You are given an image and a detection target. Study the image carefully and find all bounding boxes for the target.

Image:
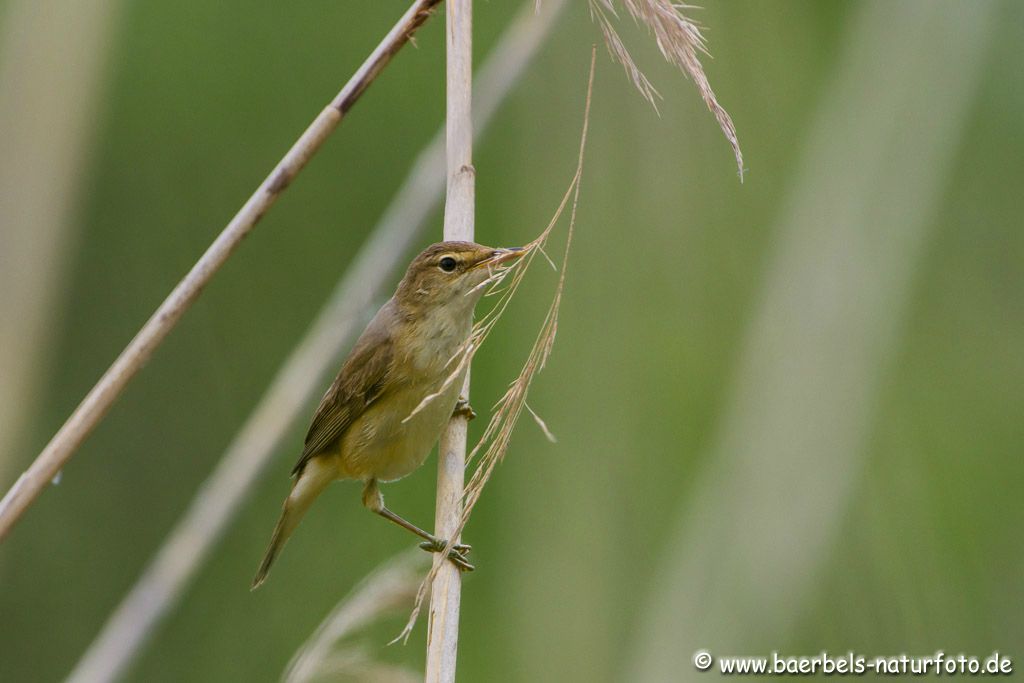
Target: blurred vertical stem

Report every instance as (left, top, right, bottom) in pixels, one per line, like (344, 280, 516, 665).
(0, 0, 119, 506)
(626, 2, 997, 680)
(426, 1, 473, 681)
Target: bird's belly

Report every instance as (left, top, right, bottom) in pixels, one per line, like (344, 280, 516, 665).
(338, 373, 463, 483)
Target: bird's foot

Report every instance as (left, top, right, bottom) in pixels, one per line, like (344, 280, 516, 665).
(452, 398, 476, 421)
(419, 538, 475, 572)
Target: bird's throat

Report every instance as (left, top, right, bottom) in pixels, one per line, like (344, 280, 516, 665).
(403, 308, 474, 379)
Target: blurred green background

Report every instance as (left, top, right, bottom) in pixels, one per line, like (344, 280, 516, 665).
(1, 1, 1021, 681)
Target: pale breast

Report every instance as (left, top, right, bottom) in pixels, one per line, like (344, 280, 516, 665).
(406, 311, 472, 376)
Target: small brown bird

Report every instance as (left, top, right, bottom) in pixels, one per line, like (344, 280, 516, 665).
(252, 241, 523, 589)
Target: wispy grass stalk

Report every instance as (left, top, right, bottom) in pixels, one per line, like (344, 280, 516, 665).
(586, 0, 743, 178)
(399, 46, 596, 642)
(284, 551, 427, 683)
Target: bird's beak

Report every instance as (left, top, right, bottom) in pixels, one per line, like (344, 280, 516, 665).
(474, 247, 525, 269)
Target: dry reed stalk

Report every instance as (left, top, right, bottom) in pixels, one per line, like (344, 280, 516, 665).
(0, 0, 443, 542)
(400, 46, 596, 644)
(65, 3, 566, 682)
(425, 1, 474, 681)
(586, 0, 743, 179)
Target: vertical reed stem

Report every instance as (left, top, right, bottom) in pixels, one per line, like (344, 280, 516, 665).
(426, 1, 472, 680)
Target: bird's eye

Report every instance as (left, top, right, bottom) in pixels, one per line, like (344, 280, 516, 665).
(439, 256, 457, 272)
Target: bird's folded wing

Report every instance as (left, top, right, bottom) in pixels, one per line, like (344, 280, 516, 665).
(291, 308, 396, 475)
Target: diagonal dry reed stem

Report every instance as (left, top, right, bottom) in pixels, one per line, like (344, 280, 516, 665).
(0, 0, 443, 542)
(64, 3, 567, 681)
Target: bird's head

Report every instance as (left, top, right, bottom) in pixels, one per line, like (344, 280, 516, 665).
(395, 241, 524, 315)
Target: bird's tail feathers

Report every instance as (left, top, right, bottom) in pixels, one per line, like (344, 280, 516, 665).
(251, 458, 333, 590)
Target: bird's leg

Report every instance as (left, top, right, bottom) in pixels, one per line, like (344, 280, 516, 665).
(452, 396, 476, 421)
(361, 480, 474, 571)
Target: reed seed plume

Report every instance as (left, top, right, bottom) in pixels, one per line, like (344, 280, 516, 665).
(586, 0, 744, 179)
(396, 48, 596, 643)
(284, 551, 427, 683)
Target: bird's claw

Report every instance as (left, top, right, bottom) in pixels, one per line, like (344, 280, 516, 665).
(452, 398, 476, 421)
(419, 539, 475, 572)
(418, 538, 471, 555)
